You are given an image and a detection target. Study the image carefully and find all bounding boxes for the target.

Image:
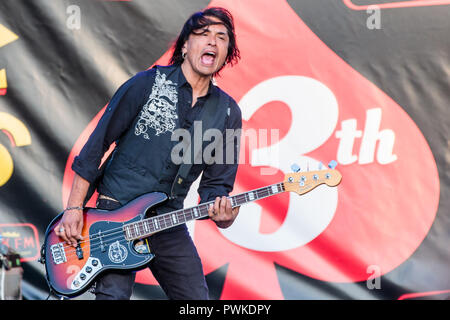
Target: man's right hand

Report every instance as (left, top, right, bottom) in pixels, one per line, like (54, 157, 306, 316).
(56, 173, 90, 247)
(54, 208, 84, 247)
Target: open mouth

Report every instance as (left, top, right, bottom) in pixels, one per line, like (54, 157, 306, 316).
(201, 51, 216, 66)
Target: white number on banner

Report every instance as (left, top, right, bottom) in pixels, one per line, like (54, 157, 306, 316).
(219, 76, 339, 252)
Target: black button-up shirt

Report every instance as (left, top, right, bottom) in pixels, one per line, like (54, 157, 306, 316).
(72, 64, 242, 205)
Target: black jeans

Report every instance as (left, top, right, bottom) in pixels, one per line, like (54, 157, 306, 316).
(94, 198, 209, 300)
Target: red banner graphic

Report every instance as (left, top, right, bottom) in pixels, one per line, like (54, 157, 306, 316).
(62, 0, 443, 299)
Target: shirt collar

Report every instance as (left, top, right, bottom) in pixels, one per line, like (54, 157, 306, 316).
(176, 64, 214, 98)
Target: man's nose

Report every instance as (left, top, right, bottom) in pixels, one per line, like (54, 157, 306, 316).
(208, 34, 217, 46)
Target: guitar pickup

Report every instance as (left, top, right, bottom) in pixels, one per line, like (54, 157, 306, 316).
(97, 230, 106, 252)
(76, 242, 84, 260)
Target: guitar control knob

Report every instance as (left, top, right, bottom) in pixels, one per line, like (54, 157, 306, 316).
(85, 266, 92, 273)
(80, 273, 86, 280)
(91, 259, 98, 266)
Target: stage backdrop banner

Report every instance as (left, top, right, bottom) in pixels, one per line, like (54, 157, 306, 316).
(0, 0, 448, 300)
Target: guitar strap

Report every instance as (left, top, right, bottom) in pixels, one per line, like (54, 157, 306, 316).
(170, 87, 229, 199)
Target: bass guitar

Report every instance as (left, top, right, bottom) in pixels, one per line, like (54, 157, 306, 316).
(40, 161, 342, 298)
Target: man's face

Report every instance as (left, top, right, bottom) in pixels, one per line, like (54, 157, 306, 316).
(182, 16, 230, 77)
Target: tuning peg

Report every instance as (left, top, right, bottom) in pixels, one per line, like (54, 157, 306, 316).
(328, 160, 338, 169)
(318, 162, 324, 170)
(291, 163, 301, 172)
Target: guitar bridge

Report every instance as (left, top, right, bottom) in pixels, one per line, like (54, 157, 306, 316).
(50, 243, 67, 265)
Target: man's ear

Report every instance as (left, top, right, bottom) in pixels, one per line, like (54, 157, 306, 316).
(181, 43, 187, 59)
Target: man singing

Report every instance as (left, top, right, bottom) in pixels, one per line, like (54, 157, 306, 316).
(55, 7, 242, 300)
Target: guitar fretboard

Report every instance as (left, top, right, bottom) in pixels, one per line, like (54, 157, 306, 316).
(123, 182, 285, 240)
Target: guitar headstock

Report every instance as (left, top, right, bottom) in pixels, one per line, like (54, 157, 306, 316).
(283, 161, 342, 195)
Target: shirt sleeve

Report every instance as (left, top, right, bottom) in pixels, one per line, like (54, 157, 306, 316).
(71, 70, 152, 184)
(198, 97, 242, 203)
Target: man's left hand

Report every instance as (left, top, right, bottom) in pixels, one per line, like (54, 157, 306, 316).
(208, 196, 240, 228)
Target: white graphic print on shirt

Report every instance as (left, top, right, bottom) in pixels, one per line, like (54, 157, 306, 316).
(135, 70, 179, 139)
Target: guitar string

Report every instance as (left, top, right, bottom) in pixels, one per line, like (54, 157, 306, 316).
(62, 209, 208, 261)
(58, 199, 214, 249)
(60, 208, 208, 259)
(61, 194, 288, 262)
(59, 183, 283, 250)
(59, 200, 214, 250)
(58, 184, 285, 258)
(59, 234, 131, 263)
(59, 184, 284, 259)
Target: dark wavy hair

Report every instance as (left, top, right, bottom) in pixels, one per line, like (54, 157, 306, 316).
(169, 7, 240, 75)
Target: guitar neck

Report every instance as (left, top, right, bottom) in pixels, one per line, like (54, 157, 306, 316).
(123, 182, 285, 241)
